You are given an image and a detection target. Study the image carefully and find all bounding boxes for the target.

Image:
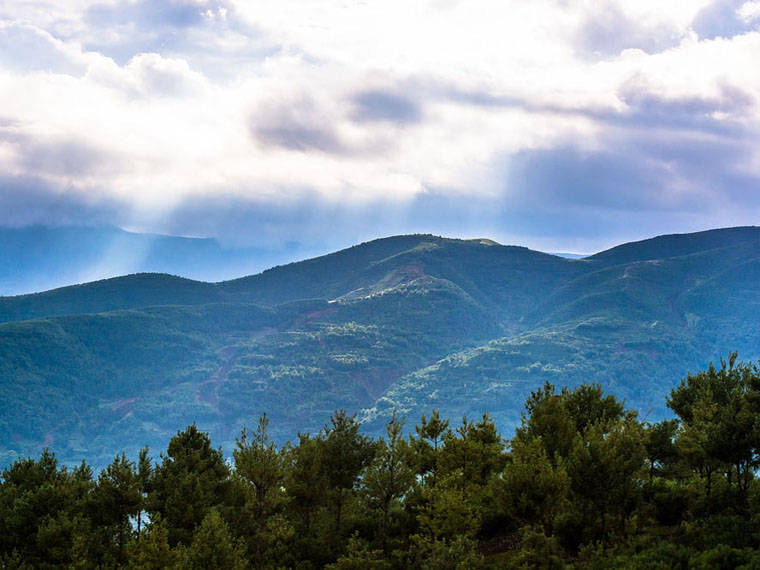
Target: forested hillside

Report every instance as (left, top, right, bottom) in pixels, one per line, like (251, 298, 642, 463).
(3, 357, 760, 568)
(1, 227, 760, 467)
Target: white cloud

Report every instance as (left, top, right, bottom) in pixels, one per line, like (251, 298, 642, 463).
(738, 1, 760, 23)
(0, 0, 759, 248)
(0, 21, 90, 75)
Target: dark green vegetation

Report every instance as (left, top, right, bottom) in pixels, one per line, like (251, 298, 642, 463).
(2, 227, 760, 468)
(5, 358, 760, 568)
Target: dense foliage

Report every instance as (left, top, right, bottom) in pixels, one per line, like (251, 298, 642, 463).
(3, 228, 760, 469)
(4, 355, 760, 568)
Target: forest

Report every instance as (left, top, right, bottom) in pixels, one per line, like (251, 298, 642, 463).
(3, 354, 760, 569)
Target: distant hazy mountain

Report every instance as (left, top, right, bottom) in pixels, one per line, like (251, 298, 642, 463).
(1, 227, 759, 468)
(0, 225, 312, 296)
(551, 252, 588, 259)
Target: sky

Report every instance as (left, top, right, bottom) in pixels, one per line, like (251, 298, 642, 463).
(1, 0, 760, 256)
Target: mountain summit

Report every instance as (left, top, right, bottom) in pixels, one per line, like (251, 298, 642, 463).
(1, 227, 759, 467)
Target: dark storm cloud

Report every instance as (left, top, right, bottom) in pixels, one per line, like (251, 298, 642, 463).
(351, 90, 422, 124)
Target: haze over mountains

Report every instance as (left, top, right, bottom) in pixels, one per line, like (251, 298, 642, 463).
(0, 226, 320, 296)
(1, 226, 759, 468)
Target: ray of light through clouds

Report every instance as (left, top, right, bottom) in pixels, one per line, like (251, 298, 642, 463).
(0, 0, 759, 256)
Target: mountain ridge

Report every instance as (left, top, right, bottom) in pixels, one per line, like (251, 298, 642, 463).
(1, 226, 759, 467)
(0, 225, 318, 297)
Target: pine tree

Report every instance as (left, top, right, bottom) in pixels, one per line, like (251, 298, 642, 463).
(362, 412, 415, 554)
(494, 438, 569, 529)
(92, 453, 141, 563)
(127, 514, 179, 570)
(321, 410, 375, 533)
(565, 416, 646, 542)
(181, 509, 247, 570)
(234, 414, 292, 566)
(413, 410, 450, 489)
(149, 425, 231, 546)
(136, 447, 153, 541)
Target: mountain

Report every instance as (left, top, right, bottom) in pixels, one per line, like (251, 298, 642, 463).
(1, 227, 759, 467)
(0, 225, 314, 296)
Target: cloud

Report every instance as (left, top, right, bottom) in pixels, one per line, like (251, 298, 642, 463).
(502, 123, 760, 225)
(575, 3, 684, 57)
(606, 81, 755, 137)
(19, 137, 119, 178)
(86, 0, 209, 30)
(738, 1, 760, 23)
(82, 0, 235, 63)
(0, 21, 88, 75)
(693, 0, 756, 39)
(124, 52, 208, 97)
(250, 94, 347, 154)
(0, 174, 126, 228)
(155, 186, 511, 253)
(351, 90, 422, 124)
(2, 0, 760, 256)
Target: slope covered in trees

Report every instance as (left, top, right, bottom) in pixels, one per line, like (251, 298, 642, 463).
(1, 227, 760, 467)
(4, 356, 760, 568)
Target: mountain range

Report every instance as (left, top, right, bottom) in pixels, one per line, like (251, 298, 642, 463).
(1, 226, 759, 468)
(0, 225, 317, 296)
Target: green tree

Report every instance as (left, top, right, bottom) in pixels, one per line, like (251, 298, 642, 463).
(136, 447, 153, 540)
(362, 412, 415, 554)
(234, 414, 292, 566)
(514, 383, 576, 464)
(561, 383, 624, 433)
(149, 425, 231, 546)
(321, 410, 375, 533)
(0, 449, 93, 567)
(127, 514, 179, 570)
(494, 438, 569, 530)
(284, 433, 328, 564)
(234, 414, 284, 521)
(643, 419, 679, 481)
(668, 354, 760, 514)
(324, 532, 390, 570)
(181, 509, 247, 570)
(413, 410, 450, 489)
(511, 525, 565, 570)
(565, 415, 646, 543)
(91, 452, 141, 563)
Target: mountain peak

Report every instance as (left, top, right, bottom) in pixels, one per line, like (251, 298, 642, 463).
(589, 226, 760, 266)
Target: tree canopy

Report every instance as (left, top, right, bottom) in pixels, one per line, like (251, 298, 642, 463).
(4, 356, 760, 568)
